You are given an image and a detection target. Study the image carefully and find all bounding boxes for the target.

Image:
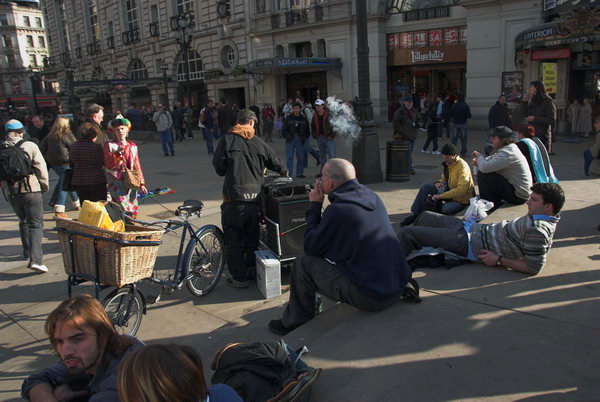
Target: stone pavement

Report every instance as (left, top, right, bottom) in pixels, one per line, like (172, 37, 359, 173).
(1, 126, 600, 401)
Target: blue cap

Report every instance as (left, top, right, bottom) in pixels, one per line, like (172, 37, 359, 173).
(5, 119, 24, 131)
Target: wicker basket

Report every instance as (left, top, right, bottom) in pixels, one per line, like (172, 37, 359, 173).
(55, 219, 163, 288)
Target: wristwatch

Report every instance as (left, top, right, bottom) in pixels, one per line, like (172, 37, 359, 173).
(496, 256, 503, 266)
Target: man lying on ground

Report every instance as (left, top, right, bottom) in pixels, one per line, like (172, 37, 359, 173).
(269, 158, 412, 335)
(22, 294, 143, 401)
(396, 183, 564, 275)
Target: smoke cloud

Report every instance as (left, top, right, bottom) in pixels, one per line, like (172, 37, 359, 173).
(325, 96, 362, 142)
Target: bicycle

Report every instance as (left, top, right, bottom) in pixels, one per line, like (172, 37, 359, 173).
(61, 199, 225, 336)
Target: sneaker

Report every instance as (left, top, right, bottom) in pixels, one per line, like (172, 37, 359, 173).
(421, 149, 430, 154)
(432, 151, 441, 155)
(268, 319, 298, 336)
(28, 263, 48, 273)
(54, 212, 70, 220)
(226, 277, 250, 288)
(170, 152, 175, 156)
(164, 153, 169, 157)
(297, 175, 306, 178)
(409, 169, 416, 175)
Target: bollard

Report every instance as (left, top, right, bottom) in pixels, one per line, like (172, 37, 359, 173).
(385, 140, 410, 182)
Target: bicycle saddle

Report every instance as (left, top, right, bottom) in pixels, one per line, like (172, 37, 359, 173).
(179, 199, 204, 213)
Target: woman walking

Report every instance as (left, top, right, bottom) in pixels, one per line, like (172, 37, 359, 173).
(69, 122, 107, 203)
(262, 103, 275, 142)
(39, 116, 80, 218)
(103, 118, 147, 217)
(577, 97, 593, 138)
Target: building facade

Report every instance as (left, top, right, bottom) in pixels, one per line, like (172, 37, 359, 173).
(0, 0, 51, 111)
(41, 0, 252, 114)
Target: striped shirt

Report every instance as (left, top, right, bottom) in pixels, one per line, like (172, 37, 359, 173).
(469, 214, 559, 275)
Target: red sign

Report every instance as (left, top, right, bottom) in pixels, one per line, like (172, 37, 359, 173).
(445, 28, 458, 45)
(531, 48, 571, 60)
(429, 29, 443, 46)
(387, 33, 400, 49)
(414, 31, 427, 47)
(401, 32, 413, 48)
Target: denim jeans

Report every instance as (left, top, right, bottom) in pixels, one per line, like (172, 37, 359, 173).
(411, 183, 467, 216)
(452, 124, 468, 155)
(317, 136, 336, 165)
(51, 165, 79, 212)
(286, 135, 305, 177)
(8, 192, 44, 264)
(584, 149, 594, 176)
(203, 127, 215, 154)
(408, 140, 415, 170)
(303, 137, 320, 168)
(159, 129, 174, 154)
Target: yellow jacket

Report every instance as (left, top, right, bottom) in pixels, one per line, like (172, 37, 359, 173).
(437, 156, 474, 205)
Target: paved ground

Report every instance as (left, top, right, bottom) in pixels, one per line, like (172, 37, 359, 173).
(1, 125, 600, 401)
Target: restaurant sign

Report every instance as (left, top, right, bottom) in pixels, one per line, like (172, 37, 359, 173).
(388, 44, 466, 65)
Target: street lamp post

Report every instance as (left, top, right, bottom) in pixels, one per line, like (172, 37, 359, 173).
(170, 11, 194, 107)
(351, 0, 383, 184)
(160, 62, 169, 107)
(65, 66, 76, 114)
(28, 68, 40, 114)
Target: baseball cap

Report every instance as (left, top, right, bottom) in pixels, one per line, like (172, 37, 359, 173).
(492, 126, 515, 139)
(314, 99, 325, 106)
(237, 109, 257, 122)
(5, 119, 24, 131)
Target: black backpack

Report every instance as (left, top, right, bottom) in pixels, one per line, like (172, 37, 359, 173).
(211, 340, 322, 402)
(0, 140, 34, 186)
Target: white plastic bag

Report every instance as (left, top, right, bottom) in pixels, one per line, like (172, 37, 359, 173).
(463, 197, 494, 223)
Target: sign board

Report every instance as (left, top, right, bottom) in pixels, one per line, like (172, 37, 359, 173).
(531, 48, 571, 60)
(501, 71, 524, 103)
(542, 62, 558, 94)
(388, 44, 466, 66)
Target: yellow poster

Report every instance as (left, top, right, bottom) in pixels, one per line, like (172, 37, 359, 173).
(542, 62, 558, 94)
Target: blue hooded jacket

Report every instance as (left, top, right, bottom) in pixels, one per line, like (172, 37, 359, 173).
(304, 179, 411, 300)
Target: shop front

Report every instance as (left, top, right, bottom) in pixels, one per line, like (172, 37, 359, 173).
(387, 26, 467, 119)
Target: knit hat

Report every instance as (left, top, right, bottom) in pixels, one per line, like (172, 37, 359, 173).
(108, 117, 131, 132)
(5, 119, 24, 131)
(237, 109, 257, 122)
(491, 126, 515, 139)
(440, 143, 458, 155)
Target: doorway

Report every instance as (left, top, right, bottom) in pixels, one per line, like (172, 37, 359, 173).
(286, 71, 327, 103)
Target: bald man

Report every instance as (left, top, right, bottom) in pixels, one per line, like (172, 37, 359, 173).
(269, 158, 413, 335)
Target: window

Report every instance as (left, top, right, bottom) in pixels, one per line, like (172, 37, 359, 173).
(35, 17, 42, 27)
(126, 0, 138, 30)
(129, 58, 148, 81)
(3, 34, 12, 47)
(177, 0, 193, 14)
(178, 50, 204, 81)
(0, 14, 7, 26)
(221, 45, 237, 69)
(29, 54, 37, 66)
(256, 0, 266, 13)
(151, 5, 158, 23)
(26, 35, 34, 47)
(150, 5, 159, 36)
(88, 0, 100, 41)
(38, 36, 45, 48)
(23, 16, 30, 26)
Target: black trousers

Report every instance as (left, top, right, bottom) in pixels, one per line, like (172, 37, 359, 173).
(221, 201, 260, 282)
(477, 171, 527, 210)
(74, 183, 107, 204)
(282, 256, 400, 328)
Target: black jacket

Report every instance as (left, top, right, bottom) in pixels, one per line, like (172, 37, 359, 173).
(516, 96, 556, 138)
(304, 179, 411, 300)
(213, 124, 286, 202)
(488, 101, 512, 129)
(282, 114, 310, 143)
(450, 101, 472, 124)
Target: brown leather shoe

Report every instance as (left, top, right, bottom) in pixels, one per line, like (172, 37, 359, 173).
(54, 212, 69, 219)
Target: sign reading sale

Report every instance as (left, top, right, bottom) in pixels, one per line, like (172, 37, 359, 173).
(542, 62, 558, 94)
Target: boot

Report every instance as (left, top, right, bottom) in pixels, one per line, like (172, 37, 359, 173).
(54, 212, 69, 219)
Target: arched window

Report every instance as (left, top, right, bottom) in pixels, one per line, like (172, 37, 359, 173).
(128, 59, 148, 87)
(177, 49, 204, 81)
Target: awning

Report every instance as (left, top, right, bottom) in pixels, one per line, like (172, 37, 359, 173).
(246, 57, 342, 74)
(515, 15, 600, 50)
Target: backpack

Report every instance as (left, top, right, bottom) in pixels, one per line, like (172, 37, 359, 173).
(0, 140, 34, 188)
(211, 340, 322, 402)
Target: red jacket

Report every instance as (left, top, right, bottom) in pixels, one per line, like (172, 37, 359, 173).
(311, 111, 334, 139)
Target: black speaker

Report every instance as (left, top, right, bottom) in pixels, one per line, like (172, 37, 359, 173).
(262, 179, 311, 261)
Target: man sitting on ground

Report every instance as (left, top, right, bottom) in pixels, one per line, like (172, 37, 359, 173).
(396, 183, 564, 276)
(22, 294, 143, 401)
(473, 126, 532, 213)
(401, 143, 474, 226)
(269, 158, 412, 335)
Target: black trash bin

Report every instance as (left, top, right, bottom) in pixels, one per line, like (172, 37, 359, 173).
(386, 140, 410, 182)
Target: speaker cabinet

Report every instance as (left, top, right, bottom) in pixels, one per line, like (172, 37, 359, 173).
(262, 180, 311, 261)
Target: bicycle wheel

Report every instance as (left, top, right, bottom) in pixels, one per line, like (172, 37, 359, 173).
(185, 225, 225, 296)
(102, 287, 144, 336)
